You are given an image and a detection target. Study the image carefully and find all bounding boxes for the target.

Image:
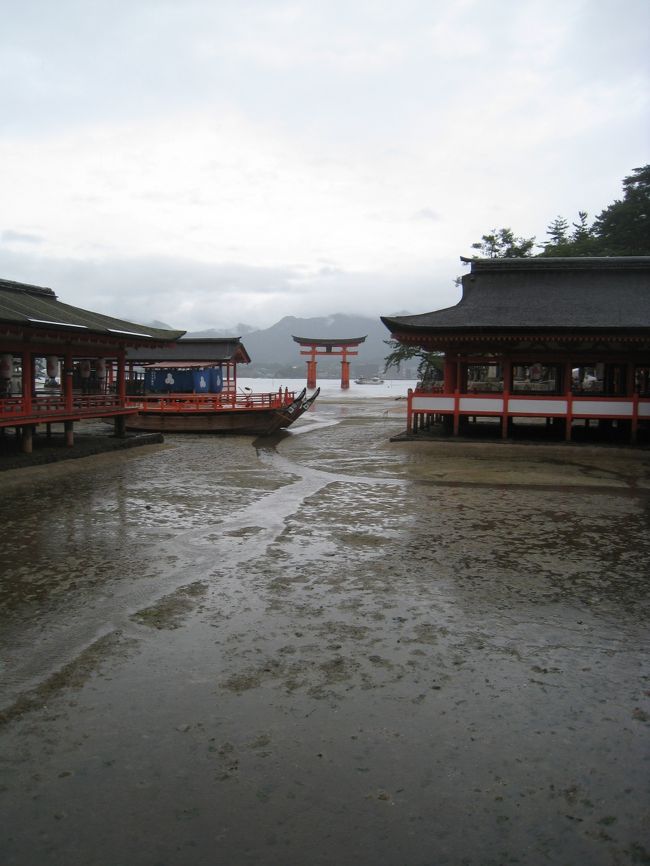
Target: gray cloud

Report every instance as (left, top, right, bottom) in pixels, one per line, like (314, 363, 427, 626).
(0, 0, 646, 329)
(2, 229, 44, 245)
(412, 208, 441, 223)
(0, 246, 460, 331)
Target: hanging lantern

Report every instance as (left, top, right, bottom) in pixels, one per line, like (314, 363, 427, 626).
(95, 358, 107, 378)
(46, 355, 59, 378)
(79, 360, 91, 378)
(0, 354, 12, 378)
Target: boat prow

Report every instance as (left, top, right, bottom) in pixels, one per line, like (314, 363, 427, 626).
(264, 387, 320, 435)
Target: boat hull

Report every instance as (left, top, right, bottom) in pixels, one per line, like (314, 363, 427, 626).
(125, 409, 282, 435)
(124, 388, 318, 435)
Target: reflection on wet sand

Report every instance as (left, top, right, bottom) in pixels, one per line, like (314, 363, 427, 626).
(1, 396, 649, 866)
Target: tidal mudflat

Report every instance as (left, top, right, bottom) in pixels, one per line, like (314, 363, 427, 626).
(1, 396, 649, 866)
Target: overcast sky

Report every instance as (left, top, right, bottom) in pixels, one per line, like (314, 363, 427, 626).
(1, 0, 648, 331)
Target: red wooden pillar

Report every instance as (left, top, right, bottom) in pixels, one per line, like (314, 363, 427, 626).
(340, 348, 350, 390)
(631, 395, 639, 444)
(21, 349, 33, 415)
(627, 360, 638, 443)
(117, 350, 126, 405)
(501, 357, 511, 439)
(64, 349, 74, 412)
(306, 356, 317, 389)
(444, 356, 456, 392)
(453, 357, 463, 435)
(624, 359, 635, 397)
(457, 358, 466, 391)
(564, 359, 573, 442)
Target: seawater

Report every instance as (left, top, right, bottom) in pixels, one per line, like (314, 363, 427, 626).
(236, 377, 418, 399)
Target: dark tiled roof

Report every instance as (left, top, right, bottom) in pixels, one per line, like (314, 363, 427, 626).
(381, 257, 650, 334)
(126, 338, 251, 364)
(0, 278, 185, 342)
(292, 335, 367, 346)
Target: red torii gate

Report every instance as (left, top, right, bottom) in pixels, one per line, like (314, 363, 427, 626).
(292, 335, 367, 389)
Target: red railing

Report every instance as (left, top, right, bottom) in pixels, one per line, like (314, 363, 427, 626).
(0, 389, 298, 426)
(133, 390, 296, 413)
(0, 393, 135, 424)
(406, 388, 650, 440)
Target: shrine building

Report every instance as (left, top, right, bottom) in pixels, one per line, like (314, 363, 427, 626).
(381, 257, 650, 444)
(0, 277, 185, 453)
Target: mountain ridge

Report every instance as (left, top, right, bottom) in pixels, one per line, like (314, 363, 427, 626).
(146, 312, 414, 375)
(187, 313, 401, 372)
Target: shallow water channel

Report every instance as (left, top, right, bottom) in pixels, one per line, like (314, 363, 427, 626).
(1, 396, 649, 866)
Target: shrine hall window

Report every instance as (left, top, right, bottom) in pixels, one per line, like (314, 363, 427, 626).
(571, 363, 628, 396)
(636, 367, 650, 397)
(511, 364, 562, 395)
(466, 363, 503, 393)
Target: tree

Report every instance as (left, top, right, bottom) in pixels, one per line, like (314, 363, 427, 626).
(468, 164, 650, 259)
(591, 164, 650, 255)
(383, 340, 442, 384)
(471, 227, 536, 258)
(539, 216, 571, 256)
(539, 210, 597, 257)
(547, 216, 570, 246)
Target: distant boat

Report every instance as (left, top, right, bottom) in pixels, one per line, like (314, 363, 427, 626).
(354, 376, 384, 385)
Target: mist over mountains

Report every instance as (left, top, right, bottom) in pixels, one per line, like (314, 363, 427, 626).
(150, 313, 413, 376)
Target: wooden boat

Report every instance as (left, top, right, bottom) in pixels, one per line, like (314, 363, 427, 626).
(264, 387, 320, 435)
(124, 339, 319, 435)
(125, 386, 321, 435)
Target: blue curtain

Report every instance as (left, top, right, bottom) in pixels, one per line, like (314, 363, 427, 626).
(146, 367, 223, 393)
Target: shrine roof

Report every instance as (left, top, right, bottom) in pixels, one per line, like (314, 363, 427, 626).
(126, 338, 251, 364)
(292, 335, 367, 346)
(381, 257, 650, 335)
(0, 278, 185, 343)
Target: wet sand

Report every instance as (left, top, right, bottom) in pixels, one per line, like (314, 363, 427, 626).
(1, 396, 649, 865)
